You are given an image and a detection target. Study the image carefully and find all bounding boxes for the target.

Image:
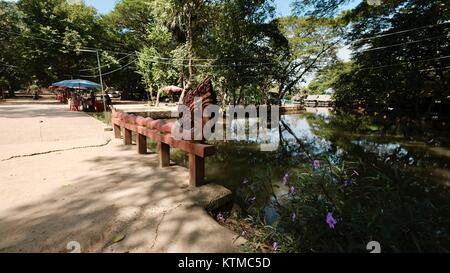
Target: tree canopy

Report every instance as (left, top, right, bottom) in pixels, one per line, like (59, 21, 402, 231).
(1, 0, 338, 105)
(298, 0, 450, 114)
(1, 0, 448, 114)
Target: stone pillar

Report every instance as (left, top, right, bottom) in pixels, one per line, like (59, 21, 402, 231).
(124, 128, 132, 145)
(113, 124, 121, 139)
(189, 153, 205, 187)
(137, 134, 147, 154)
(158, 142, 170, 167)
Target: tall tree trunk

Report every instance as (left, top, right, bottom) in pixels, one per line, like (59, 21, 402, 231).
(178, 11, 193, 106)
(187, 12, 194, 88)
(178, 70, 186, 104)
(148, 86, 154, 105)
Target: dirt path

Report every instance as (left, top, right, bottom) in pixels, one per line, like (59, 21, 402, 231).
(0, 103, 243, 253)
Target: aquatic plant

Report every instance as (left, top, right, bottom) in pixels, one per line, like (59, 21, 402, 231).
(227, 158, 450, 253)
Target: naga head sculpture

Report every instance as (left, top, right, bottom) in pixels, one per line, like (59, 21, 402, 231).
(178, 77, 218, 141)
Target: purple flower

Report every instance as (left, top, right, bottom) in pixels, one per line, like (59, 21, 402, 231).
(344, 180, 353, 186)
(326, 212, 337, 229)
(272, 242, 279, 251)
(313, 160, 321, 170)
(282, 173, 289, 186)
(289, 186, 297, 195)
(291, 212, 297, 222)
(217, 213, 225, 223)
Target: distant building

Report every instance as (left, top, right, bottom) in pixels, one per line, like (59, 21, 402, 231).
(67, 0, 84, 4)
(304, 95, 334, 107)
(324, 88, 335, 95)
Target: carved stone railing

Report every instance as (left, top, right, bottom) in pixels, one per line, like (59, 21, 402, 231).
(111, 78, 218, 187)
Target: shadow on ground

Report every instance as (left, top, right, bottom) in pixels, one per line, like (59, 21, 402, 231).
(0, 143, 241, 253)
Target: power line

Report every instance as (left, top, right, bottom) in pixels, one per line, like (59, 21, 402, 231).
(4, 22, 449, 66)
(357, 55, 450, 71)
(80, 59, 136, 78)
(1, 29, 68, 46)
(78, 52, 136, 72)
(419, 65, 450, 72)
(359, 34, 448, 53)
(0, 64, 19, 68)
(144, 22, 450, 62)
(125, 22, 449, 63)
(0, 29, 134, 56)
(141, 23, 450, 63)
(3, 22, 450, 74)
(139, 56, 277, 67)
(135, 50, 283, 63)
(2, 29, 239, 62)
(351, 22, 450, 44)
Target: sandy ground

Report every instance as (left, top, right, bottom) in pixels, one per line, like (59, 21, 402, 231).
(0, 103, 243, 253)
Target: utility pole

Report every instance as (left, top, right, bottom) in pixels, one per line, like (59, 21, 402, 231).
(95, 49, 107, 113)
(78, 48, 111, 130)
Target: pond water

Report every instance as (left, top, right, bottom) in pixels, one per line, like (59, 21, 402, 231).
(171, 108, 449, 190)
(168, 108, 450, 252)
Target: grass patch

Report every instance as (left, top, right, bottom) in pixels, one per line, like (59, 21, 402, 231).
(86, 111, 112, 126)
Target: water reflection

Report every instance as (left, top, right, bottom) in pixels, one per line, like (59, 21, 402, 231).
(168, 108, 450, 251)
(170, 108, 450, 251)
(170, 108, 450, 191)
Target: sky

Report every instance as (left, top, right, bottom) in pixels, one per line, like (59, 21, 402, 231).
(83, 0, 116, 14)
(83, 0, 294, 16)
(7, 0, 360, 18)
(84, 0, 362, 17)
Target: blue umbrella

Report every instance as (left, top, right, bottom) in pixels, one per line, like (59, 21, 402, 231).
(51, 79, 101, 90)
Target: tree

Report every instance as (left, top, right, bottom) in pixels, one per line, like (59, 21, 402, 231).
(0, 1, 25, 94)
(136, 24, 181, 102)
(274, 16, 342, 103)
(102, 0, 155, 50)
(149, 0, 211, 90)
(295, 0, 450, 115)
(135, 0, 287, 105)
(292, 0, 354, 17)
(306, 61, 351, 95)
(198, 0, 288, 105)
(16, 0, 104, 86)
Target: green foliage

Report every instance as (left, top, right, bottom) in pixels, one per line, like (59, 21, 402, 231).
(200, 0, 288, 105)
(102, 0, 155, 49)
(274, 16, 342, 101)
(206, 111, 450, 253)
(136, 25, 181, 100)
(292, 0, 353, 17)
(6, 0, 447, 111)
(0, 1, 25, 91)
(300, 0, 450, 114)
(133, 0, 293, 105)
(0, 0, 144, 93)
(224, 143, 450, 252)
(16, 0, 104, 85)
(306, 61, 352, 95)
(1, 0, 342, 103)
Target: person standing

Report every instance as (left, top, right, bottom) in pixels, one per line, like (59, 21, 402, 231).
(104, 91, 112, 109)
(89, 91, 96, 112)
